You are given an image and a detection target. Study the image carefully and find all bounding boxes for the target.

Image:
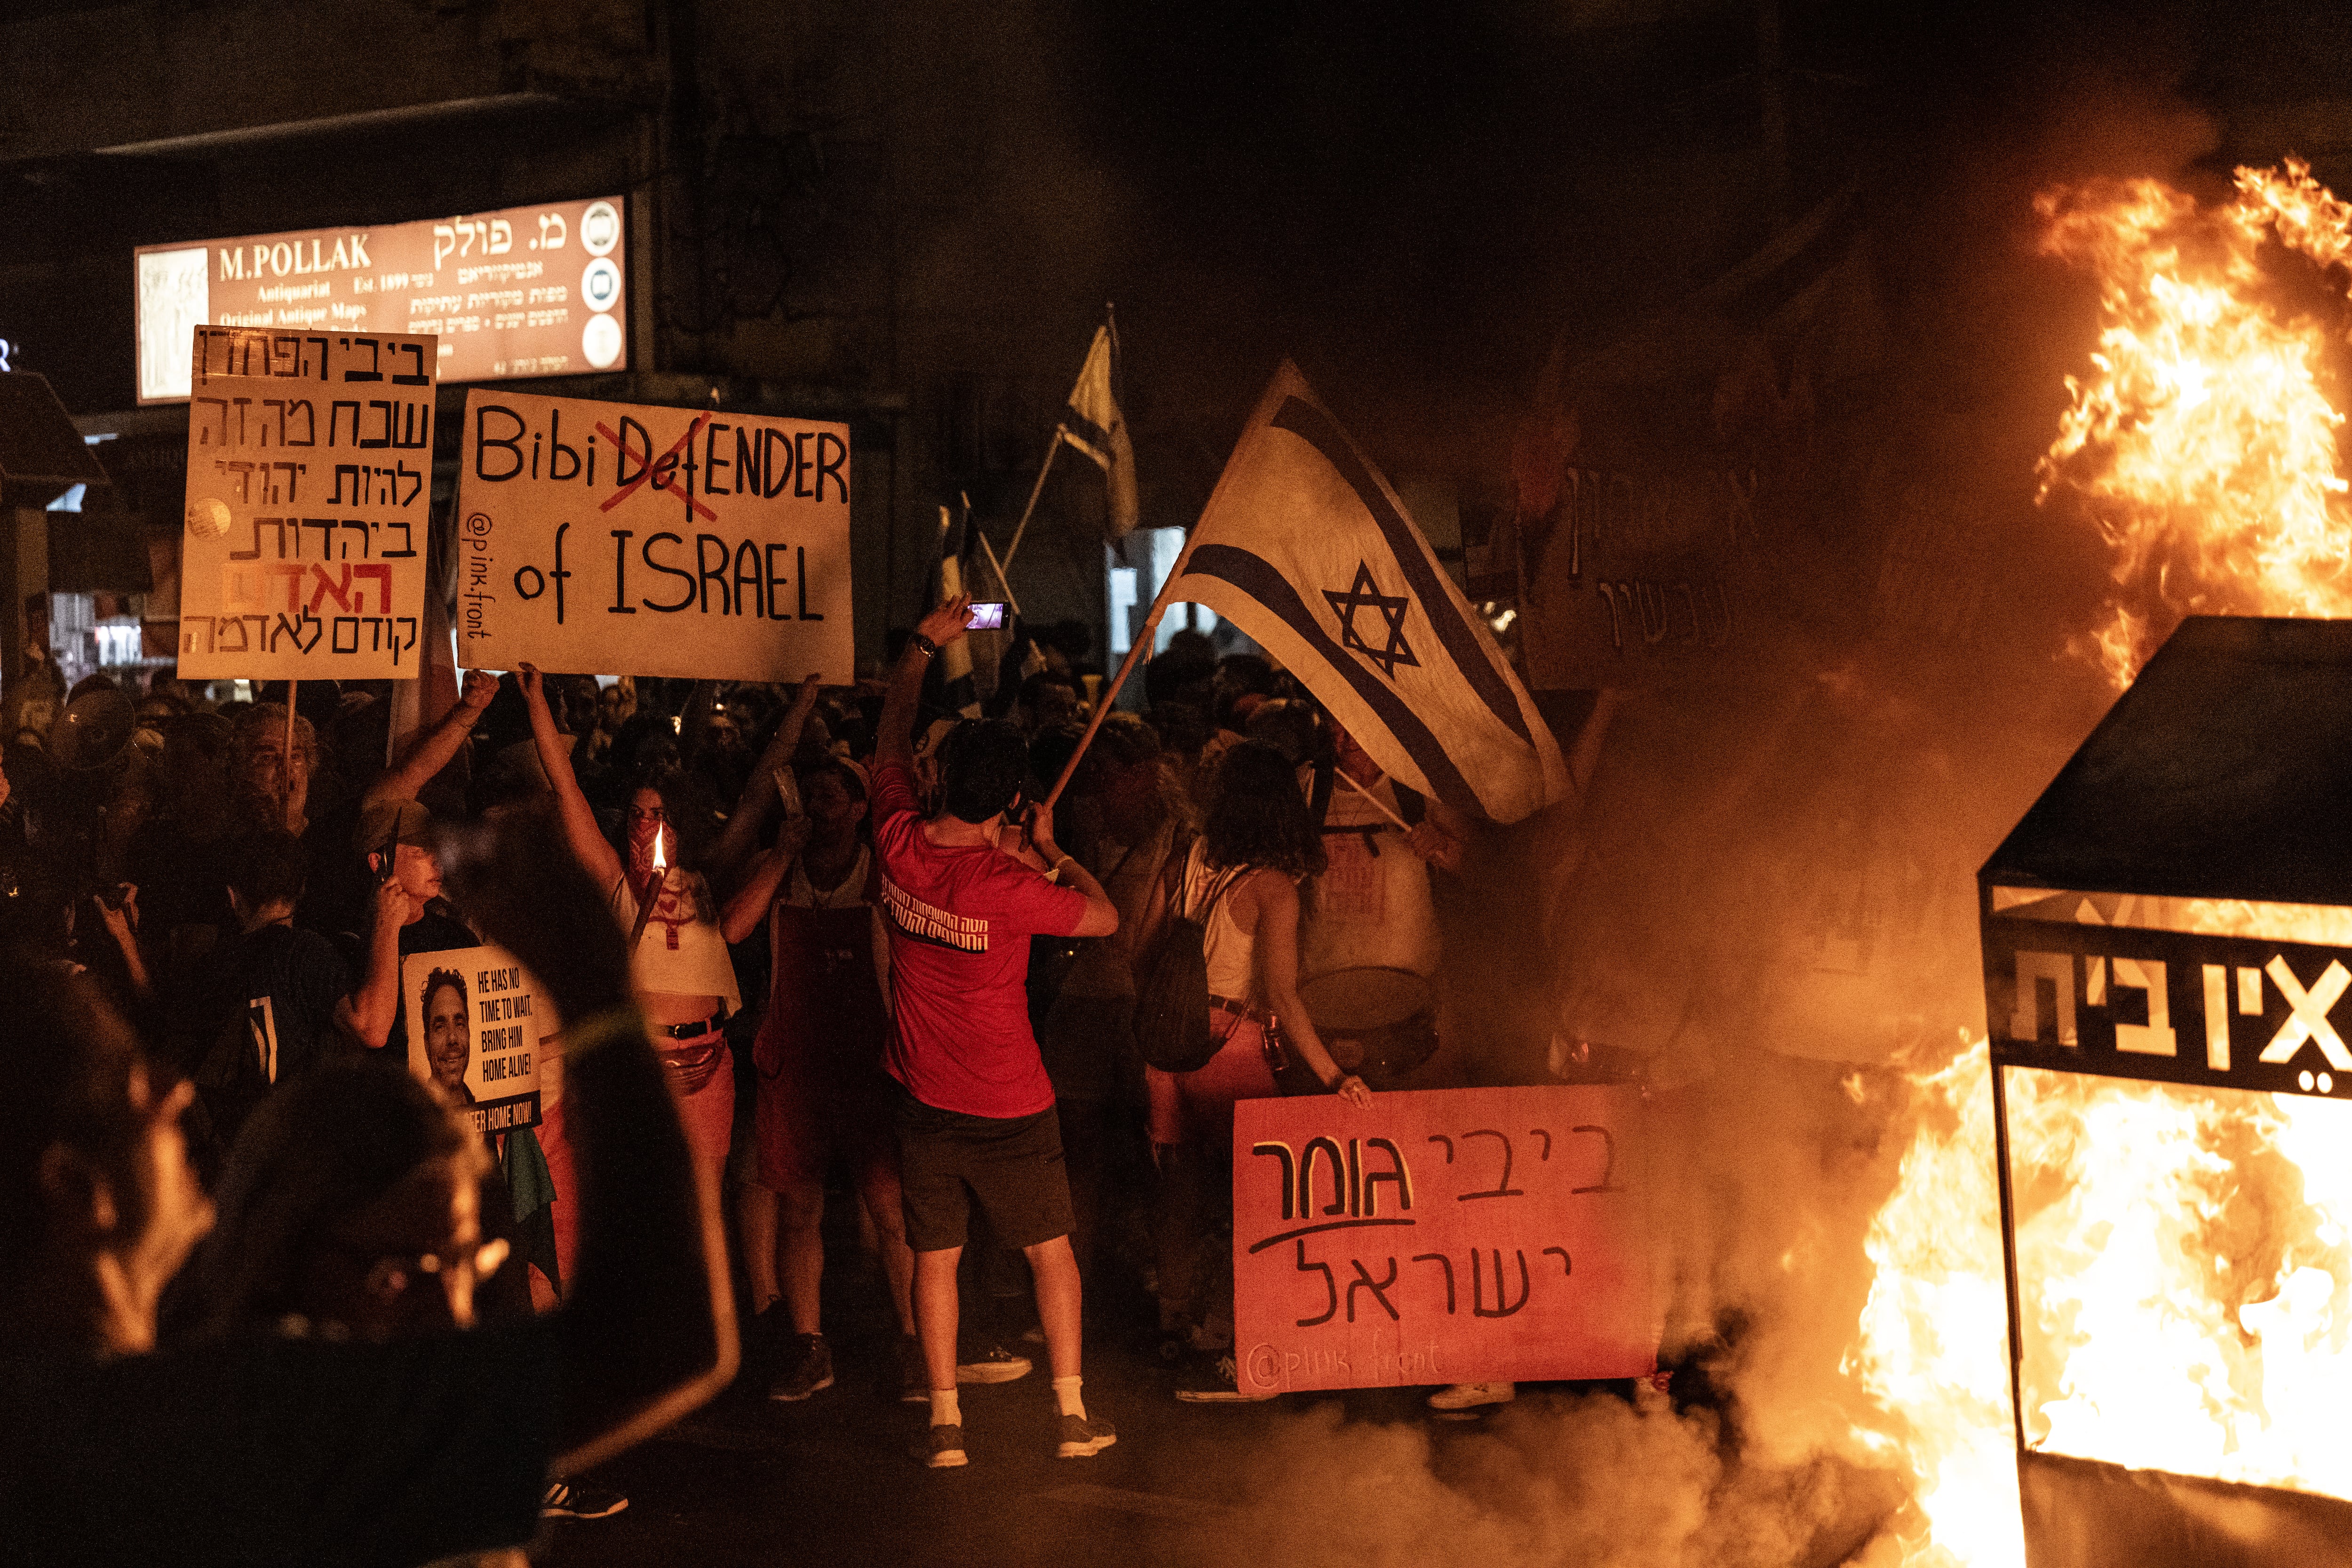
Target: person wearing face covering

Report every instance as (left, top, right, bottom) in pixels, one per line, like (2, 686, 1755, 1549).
(518, 669, 742, 1200)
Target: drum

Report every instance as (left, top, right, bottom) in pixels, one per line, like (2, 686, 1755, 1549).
(1298, 966, 1439, 1080)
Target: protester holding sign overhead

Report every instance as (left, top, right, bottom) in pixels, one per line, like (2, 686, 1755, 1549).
(455, 390, 855, 684)
(520, 667, 741, 1197)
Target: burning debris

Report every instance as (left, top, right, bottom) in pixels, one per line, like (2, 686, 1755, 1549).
(2037, 160, 2352, 687)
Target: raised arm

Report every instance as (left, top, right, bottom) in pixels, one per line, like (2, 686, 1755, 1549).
(446, 809, 737, 1473)
(877, 596, 972, 769)
(718, 815, 810, 945)
(334, 876, 412, 1050)
(365, 669, 498, 808)
(1252, 873, 1371, 1107)
(705, 674, 820, 880)
(519, 665, 624, 891)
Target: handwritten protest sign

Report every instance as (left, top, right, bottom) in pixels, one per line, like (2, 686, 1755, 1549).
(1233, 1085, 1657, 1394)
(453, 389, 854, 681)
(400, 944, 555, 1138)
(178, 326, 438, 679)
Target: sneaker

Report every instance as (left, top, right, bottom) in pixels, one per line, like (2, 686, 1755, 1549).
(898, 1334, 930, 1404)
(541, 1478, 629, 1519)
(1426, 1381, 1515, 1411)
(1056, 1412, 1118, 1458)
(1174, 1351, 1273, 1403)
(955, 1344, 1033, 1384)
(767, 1332, 835, 1401)
(914, 1422, 969, 1468)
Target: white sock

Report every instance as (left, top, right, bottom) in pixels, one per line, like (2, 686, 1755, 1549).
(930, 1387, 961, 1427)
(1053, 1375, 1086, 1420)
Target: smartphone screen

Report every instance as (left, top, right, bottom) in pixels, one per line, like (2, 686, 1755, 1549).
(966, 602, 1007, 631)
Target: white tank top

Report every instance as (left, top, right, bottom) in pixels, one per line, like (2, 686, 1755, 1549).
(610, 870, 743, 1010)
(1184, 841, 1261, 1003)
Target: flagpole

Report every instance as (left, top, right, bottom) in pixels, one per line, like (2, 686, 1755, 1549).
(999, 430, 1062, 572)
(1041, 529, 1205, 810)
(1335, 767, 1414, 833)
(974, 526, 1023, 621)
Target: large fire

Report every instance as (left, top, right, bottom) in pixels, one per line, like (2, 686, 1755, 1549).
(1846, 158, 2352, 1567)
(1849, 1032, 2352, 1567)
(2036, 158, 2352, 687)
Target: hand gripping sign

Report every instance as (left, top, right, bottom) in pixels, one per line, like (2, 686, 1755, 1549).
(1233, 1085, 1659, 1394)
(454, 389, 855, 680)
(178, 327, 438, 679)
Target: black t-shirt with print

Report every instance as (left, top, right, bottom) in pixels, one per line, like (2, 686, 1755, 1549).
(192, 923, 357, 1148)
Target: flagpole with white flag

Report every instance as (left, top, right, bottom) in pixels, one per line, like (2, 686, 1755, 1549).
(1045, 361, 1569, 825)
(1004, 310, 1139, 569)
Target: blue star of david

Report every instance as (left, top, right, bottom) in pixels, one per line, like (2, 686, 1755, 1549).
(1323, 560, 1418, 680)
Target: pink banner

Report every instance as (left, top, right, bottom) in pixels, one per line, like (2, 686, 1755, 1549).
(1232, 1085, 1658, 1394)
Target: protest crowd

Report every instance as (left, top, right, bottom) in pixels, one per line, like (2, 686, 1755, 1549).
(0, 584, 1486, 1565)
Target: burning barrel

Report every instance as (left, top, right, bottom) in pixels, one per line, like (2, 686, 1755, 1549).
(1979, 616, 2352, 1567)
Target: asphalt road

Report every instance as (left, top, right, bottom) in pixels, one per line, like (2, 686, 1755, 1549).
(534, 1262, 1455, 1568)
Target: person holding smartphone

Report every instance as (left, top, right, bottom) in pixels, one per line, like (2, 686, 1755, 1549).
(873, 596, 1121, 1467)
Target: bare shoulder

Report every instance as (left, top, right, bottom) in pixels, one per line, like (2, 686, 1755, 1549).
(1231, 865, 1296, 923)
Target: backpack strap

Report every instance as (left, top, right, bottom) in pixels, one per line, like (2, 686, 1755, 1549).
(1195, 862, 1248, 924)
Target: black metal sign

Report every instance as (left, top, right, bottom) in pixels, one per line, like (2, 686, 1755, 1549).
(1983, 912, 2352, 1098)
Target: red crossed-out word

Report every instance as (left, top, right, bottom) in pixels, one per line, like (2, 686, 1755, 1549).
(597, 413, 717, 524)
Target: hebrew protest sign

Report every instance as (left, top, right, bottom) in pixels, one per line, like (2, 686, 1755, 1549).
(1233, 1084, 1657, 1394)
(401, 944, 554, 1138)
(453, 389, 854, 681)
(178, 326, 438, 679)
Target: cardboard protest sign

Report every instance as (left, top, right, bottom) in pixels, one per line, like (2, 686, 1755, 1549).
(401, 945, 555, 1138)
(1232, 1084, 1657, 1394)
(453, 389, 854, 680)
(178, 326, 438, 679)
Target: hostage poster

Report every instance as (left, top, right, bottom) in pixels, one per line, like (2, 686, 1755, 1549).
(401, 944, 554, 1138)
(453, 388, 855, 680)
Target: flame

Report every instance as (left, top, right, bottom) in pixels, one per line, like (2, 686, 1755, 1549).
(1835, 163, 2352, 1564)
(651, 824, 667, 873)
(1847, 1032, 2352, 1566)
(2036, 159, 2352, 686)
(2008, 1068, 2352, 1497)
(1846, 1037, 2023, 1568)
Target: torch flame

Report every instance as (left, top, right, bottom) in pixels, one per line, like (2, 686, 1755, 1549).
(2037, 159, 2352, 687)
(652, 823, 667, 873)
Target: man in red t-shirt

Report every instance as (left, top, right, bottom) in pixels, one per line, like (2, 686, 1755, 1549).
(874, 596, 1119, 1468)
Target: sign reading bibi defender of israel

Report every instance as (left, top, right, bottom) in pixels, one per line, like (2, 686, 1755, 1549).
(455, 389, 854, 680)
(400, 944, 552, 1138)
(178, 326, 438, 679)
(1233, 1085, 1658, 1395)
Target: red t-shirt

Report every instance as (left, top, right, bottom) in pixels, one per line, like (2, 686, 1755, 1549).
(871, 761, 1088, 1118)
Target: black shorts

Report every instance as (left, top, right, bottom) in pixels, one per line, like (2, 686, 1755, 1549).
(894, 1084, 1074, 1254)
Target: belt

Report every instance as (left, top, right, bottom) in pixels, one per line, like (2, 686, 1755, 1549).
(656, 1009, 727, 1041)
(1209, 993, 1268, 1023)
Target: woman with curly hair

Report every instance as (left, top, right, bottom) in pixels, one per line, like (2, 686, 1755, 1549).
(1145, 740, 1370, 1400)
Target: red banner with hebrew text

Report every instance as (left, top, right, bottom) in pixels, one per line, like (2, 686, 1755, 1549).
(1232, 1085, 1658, 1394)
